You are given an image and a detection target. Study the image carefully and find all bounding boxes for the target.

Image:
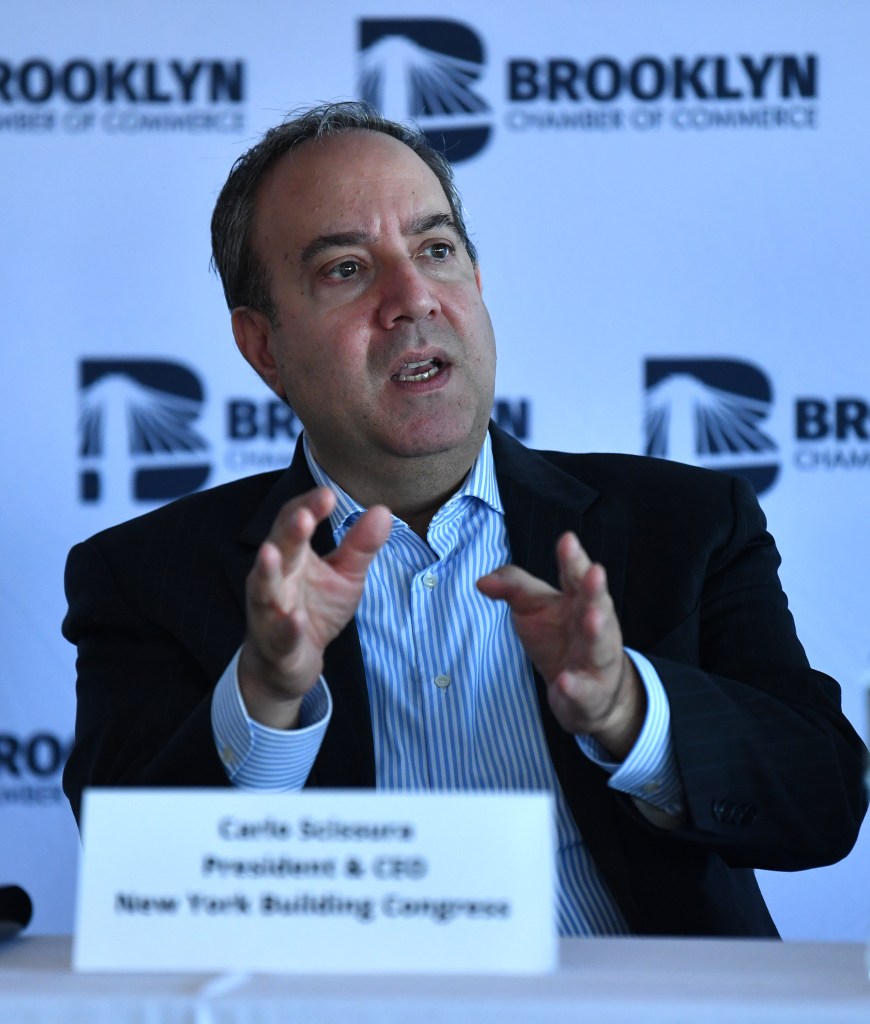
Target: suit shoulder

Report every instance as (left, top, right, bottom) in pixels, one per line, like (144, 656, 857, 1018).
(74, 470, 287, 552)
(489, 425, 752, 517)
(535, 449, 764, 530)
(539, 449, 740, 498)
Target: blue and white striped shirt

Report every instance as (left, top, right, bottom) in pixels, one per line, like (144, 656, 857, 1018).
(212, 434, 684, 934)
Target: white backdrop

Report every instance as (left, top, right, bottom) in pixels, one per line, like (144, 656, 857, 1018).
(2, 0, 868, 939)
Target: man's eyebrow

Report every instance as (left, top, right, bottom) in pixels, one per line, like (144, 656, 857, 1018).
(407, 212, 459, 236)
(300, 231, 372, 266)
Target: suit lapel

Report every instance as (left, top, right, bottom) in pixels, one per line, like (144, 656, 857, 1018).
(490, 424, 629, 610)
(224, 437, 376, 788)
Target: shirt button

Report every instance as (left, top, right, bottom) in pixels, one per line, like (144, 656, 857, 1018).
(434, 674, 451, 690)
(642, 781, 660, 795)
(220, 744, 237, 767)
(423, 573, 438, 589)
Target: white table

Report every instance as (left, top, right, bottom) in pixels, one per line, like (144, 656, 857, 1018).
(1, 935, 868, 1023)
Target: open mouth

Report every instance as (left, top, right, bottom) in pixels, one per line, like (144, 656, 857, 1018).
(391, 358, 444, 383)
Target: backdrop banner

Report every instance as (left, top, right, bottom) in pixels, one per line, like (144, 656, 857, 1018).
(2, 0, 867, 939)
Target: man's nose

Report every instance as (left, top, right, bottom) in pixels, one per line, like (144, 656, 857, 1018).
(376, 259, 441, 328)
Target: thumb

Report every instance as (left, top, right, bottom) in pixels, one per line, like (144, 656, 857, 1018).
(327, 505, 393, 580)
(477, 565, 557, 611)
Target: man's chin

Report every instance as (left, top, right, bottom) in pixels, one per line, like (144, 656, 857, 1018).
(384, 416, 488, 462)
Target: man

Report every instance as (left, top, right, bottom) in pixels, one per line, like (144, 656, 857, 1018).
(63, 101, 867, 937)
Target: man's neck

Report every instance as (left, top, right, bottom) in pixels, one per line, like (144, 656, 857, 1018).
(306, 436, 485, 540)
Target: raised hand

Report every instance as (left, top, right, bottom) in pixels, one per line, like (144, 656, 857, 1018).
(238, 487, 392, 729)
(477, 531, 645, 758)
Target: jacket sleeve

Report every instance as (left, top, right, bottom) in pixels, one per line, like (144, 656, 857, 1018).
(62, 535, 235, 826)
(642, 474, 867, 870)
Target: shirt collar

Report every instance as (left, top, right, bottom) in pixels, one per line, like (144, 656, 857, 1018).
(302, 431, 503, 536)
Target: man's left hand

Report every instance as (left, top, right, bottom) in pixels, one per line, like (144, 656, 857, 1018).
(477, 532, 645, 759)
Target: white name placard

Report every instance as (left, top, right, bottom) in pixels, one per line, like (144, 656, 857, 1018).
(74, 789, 556, 974)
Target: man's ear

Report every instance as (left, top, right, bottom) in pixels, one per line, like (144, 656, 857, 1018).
(231, 307, 287, 399)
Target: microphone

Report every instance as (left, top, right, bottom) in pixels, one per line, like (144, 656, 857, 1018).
(0, 885, 33, 942)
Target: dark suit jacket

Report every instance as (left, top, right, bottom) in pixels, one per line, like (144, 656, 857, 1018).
(62, 425, 867, 937)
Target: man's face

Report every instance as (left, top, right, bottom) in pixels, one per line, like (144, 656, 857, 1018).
(236, 130, 496, 491)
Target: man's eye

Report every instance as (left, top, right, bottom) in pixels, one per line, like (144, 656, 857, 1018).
(328, 260, 360, 279)
(424, 243, 452, 260)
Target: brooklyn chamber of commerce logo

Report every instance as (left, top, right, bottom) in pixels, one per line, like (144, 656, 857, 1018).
(0, 57, 246, 135)
(358, 15, 818, 140)
(78, 359, 211, 505)
(358, 18, 492, 162)
(644, 358, 780, 494)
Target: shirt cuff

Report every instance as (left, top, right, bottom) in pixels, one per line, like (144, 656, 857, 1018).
(575, 648, 684, 816)
(210, 648, 332, 790)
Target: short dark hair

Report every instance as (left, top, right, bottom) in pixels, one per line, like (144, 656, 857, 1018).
(210, 100, 478, 325)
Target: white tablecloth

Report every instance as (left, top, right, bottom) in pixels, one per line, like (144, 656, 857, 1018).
(1, 935, 868, 1023)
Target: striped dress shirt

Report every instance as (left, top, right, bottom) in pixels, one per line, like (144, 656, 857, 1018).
(213, 433, 684, 934)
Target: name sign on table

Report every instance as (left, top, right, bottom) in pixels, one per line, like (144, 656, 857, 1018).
(74, 789, 556, 974)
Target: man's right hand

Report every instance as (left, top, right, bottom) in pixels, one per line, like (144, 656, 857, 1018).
(238, 487, 392, 729)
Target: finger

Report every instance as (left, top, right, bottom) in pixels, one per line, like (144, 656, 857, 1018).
(581, 562, 608, 600)
(477, 564, 559, 612)
(578, 584, 625, 671)
(556, 531, 593, 595)
(269, 487, 337, 553)
(327, 505, 393, 580)
(558, 536, 613, 641)
(246, 540, 291, 611)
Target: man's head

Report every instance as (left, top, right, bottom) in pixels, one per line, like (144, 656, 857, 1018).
(211, 101, 478, 326)
(211, 102, 496, 512)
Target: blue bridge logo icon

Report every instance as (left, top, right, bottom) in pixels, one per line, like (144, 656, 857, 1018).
(78, 359, 210, 504)
(359, 18, 492, 163)
(644, 358, 780, 494)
